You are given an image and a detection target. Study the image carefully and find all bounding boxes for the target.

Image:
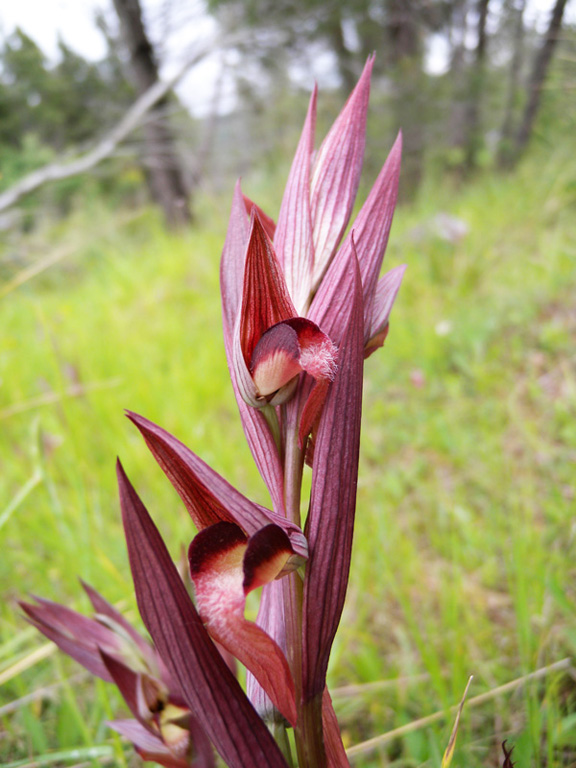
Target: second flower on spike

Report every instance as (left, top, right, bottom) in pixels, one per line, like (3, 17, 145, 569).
(189, 521, 298, 727)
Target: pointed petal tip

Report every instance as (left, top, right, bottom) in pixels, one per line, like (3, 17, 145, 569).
(243, 195, 276, 241)
(342, 55, 373, 109)
(116, 458, 137, 513)
(18, 599, 36, 617)
(116, 458, 128, 490)
(364, 53, 375, 74)
(350, 54, 374, 94)
(250, 207, 269, 238)
(381, 263, 407, 292)
(310, 82, 318, 107)
(79, 578, 102, 606)
(310, 56, 373, 287)
(394, 263, 407, 278)
(124, 411, 158, 440)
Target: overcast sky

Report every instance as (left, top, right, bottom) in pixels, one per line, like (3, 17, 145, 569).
(1, 0, 574, 116)
(0, 0, 229, 115)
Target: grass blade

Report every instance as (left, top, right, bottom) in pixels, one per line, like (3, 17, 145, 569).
(441, 675, 473, 768)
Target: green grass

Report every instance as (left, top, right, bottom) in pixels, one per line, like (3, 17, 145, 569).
(1, 144, 575, 767)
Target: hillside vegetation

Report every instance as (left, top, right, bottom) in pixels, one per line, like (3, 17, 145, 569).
(1, 140, 575, 766)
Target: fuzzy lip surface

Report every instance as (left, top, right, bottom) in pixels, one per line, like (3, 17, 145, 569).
(250, 316, 337, 416)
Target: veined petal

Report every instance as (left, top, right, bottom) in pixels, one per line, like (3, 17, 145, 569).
(227, 349, 287, 513)
(189, 521, 297, 726)
(323, 690, 351, 768)
(301, 236, 363, 462)
(274, 87, 317, 314)
(20, 598, 125, 683)
(308, 233, 361, 345)
(245, 578, 287, 723)
(310, 56, 373, 290)
(227, 206, 296, 518)
(81, 580, 157, 670)
(365, 264, 406, 358)
(108, 719, 192, 768)
(126, 411, 307, 563)
(336, 132, 402, 340)
(239, 211, 297, 368)
(231, 318, 261, 408)
(221, 184, 286, 514)
(117, 461, 289, 768)
(302, 253, 364, 703)
(221, 181, 250, 342)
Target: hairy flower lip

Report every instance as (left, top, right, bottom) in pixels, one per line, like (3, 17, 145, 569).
(249, 316, 338, 422)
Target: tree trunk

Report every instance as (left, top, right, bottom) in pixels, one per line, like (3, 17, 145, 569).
(111, 0, 192, 228)
(498, 0, 526, 167)
(386, 0, 425, 201)
(448, 0, 470, 153)
(463, 0, 490, 172)
(324, 11, 358, 95)
(514, 0, 568, 159)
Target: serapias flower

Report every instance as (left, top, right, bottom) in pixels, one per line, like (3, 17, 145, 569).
(125, 411, 305, 726)
(221, 59, 407, 766)
(234, 212, 339, 447)
(116, 461, 291, 768)
(221, 56, 404, 514)
(189, 521, 296, 724)
(20, 583, 213, 768)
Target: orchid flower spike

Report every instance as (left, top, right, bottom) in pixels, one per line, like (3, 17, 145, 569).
(221, 57, 404, 505)
(23, 56, 405, 768)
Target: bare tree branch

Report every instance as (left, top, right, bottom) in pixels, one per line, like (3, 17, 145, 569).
(0, 38, 221, 214)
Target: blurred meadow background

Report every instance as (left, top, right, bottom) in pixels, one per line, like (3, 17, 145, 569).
(1, 0, 576, 766)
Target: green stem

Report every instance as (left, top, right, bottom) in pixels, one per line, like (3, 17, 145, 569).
(271, 720, 295, 768)
(282, 404, 304, 526)
(298, 695, 327, 768)
(262, 404, 283, 457)
(280, 403, 327, 767)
